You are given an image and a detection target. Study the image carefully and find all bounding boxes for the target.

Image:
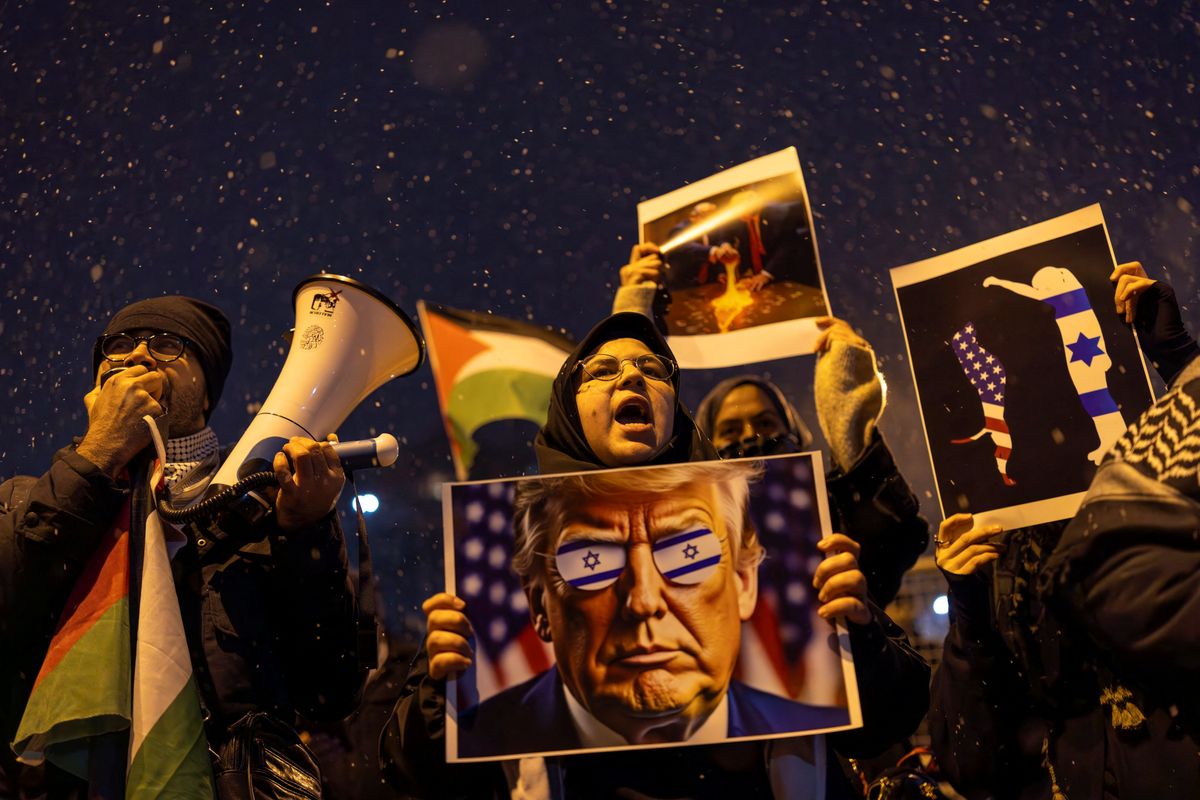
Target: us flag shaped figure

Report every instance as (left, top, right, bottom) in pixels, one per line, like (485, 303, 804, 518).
(949, 322, 1016, 486)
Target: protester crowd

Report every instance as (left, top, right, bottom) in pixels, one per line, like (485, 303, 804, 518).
(1, 239, 1197, 800)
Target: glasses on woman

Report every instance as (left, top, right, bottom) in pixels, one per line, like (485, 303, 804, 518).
(97, 332, 190, 363)
(577, 353, 675, 383)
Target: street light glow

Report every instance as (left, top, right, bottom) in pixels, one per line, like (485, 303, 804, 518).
(354, 493, 380, 514)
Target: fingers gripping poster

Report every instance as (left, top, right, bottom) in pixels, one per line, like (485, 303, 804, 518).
(890, 205, 1155, 529)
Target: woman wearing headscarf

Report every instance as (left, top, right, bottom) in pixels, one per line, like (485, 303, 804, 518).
(693, 371, 927, 609)
(532, 312, 719, 473)
(381, 313, 927, 799)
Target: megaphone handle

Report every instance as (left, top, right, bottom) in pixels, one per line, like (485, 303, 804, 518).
(345, 471, 379, 669)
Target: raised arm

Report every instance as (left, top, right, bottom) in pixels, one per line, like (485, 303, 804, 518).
(982, 276, 1042, 300)
(612, 243, 663, 318)
(926, 515, 1033, 797)
(814, 325, 929, 605)
(1113, 262, 1200, 386)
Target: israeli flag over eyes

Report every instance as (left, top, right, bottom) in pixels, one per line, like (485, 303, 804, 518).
(556, 539, 627, 590)
(652, 528, 722, 585)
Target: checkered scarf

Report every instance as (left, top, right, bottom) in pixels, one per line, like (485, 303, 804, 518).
(162, 427, 219, 490)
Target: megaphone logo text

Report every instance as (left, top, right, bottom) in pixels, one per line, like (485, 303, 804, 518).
(211, 274, 425, 488)
(310, 288, 342, 315)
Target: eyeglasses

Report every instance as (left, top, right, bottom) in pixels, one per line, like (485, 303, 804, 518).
(577, 353, 675, 383)
(98, 332, 190, 363)
(555, 528, 722, 591)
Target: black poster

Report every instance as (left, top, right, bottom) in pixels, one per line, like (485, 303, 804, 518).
(891, 206, 1154, 527)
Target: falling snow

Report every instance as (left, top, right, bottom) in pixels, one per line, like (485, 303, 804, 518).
(1, 6, 1197, 774)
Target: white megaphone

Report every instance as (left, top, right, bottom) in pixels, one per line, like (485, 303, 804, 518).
(210, 274, 425, 488)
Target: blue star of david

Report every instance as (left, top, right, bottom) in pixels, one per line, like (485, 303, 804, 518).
(682, 543, 700, 560)
(582, 550, 601, 571)
(1066, 332, 1105, 367)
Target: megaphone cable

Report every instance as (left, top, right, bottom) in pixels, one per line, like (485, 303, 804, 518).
(155, 470, 278, 524)
(154, 433, 400, 523)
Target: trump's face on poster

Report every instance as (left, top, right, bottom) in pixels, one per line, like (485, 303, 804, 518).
(524, 476, 760, 745)
(451, 457, 859, 760)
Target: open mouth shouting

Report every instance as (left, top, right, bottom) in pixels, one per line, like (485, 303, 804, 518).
(614, 395, 653, 432)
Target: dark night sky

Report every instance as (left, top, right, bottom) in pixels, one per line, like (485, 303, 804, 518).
(2, 1, 1197, 634)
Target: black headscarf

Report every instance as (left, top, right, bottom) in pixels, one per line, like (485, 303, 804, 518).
(694, 375, 814, 452)
(533, 312, 718, 473)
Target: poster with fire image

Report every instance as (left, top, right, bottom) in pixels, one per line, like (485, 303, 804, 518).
(637, 147, 829, 369)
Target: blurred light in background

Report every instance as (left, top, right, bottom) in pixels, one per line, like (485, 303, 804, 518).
(354, 493, 380, 514)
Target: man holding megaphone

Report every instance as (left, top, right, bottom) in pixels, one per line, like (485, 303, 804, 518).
(1, 296, 365, 797)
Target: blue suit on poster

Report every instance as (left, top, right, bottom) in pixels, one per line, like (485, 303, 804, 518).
(455, 665, 850, 757)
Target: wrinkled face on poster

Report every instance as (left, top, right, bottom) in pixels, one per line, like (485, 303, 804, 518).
(512, 462, 764, 745)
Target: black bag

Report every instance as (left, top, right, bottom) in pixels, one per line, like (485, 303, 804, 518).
(867, 767, 949, 800)
(214, 712, 323, 799)
(864, 749, 951, 800)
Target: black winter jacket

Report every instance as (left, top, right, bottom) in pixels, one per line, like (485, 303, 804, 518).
(929, 285, 1200, 799)
(0, 443, 365, 789)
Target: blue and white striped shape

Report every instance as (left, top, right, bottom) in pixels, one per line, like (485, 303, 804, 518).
(652, 528, 722, 585)
(556, 539, 626, 590)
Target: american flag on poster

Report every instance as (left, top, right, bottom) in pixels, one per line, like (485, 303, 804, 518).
(738, 458, 822, 702)
(451, 457, 827, 708)
(452, 482, 553, 706)
(950, 322, 1016, 486)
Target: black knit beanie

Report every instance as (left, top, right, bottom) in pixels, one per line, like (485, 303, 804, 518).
(93, 296, 233, 416)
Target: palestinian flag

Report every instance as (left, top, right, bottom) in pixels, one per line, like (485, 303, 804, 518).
(13, 503, 133, 779)
(13, 495, 213, 797)
(126, 508, 213, 796)
(418, 302, 574, 479)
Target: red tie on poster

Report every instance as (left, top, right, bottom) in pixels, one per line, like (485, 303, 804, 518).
(741, 213, 766, 274)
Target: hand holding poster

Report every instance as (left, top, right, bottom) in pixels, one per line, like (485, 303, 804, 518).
(637, 147, 830, 368)
(890, 205, 1155, 529)
(442, 453, 861, 761)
